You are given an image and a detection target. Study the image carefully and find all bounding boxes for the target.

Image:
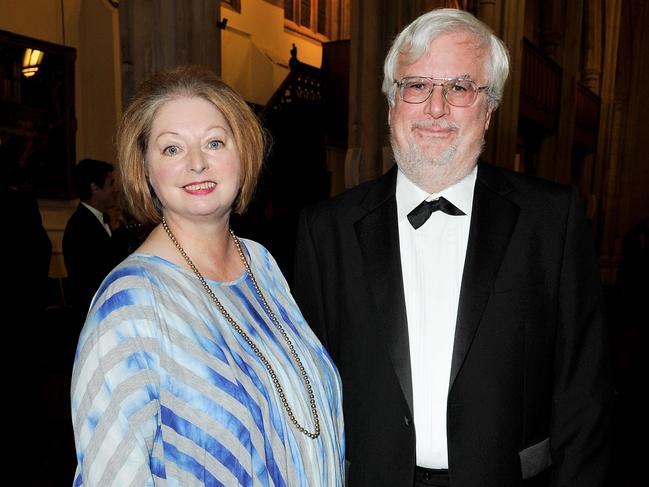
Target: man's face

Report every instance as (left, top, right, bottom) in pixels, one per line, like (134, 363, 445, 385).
(93, 172, 118, 212)
(389, 32, 493, 192)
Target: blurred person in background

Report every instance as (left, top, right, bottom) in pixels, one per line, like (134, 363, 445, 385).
(62, 158, 119, 322)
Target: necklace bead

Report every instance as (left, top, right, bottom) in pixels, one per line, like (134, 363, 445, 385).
(161, 217, 320, 439)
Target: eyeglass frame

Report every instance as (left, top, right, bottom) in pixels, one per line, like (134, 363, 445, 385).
(393, 76, 489, 107)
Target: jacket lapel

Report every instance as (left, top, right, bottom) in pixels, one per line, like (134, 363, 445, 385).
(449, 163, 519, 391)
(79, 204, 111, 241)
(354, 167, 414, 414)
(350, 163, 518, 410)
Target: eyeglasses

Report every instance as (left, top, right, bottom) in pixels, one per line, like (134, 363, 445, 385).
(394, 77, 488, 107)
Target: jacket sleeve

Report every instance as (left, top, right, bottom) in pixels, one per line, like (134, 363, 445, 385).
(293, 208, 331, 351)
(550, 186, 614, 486)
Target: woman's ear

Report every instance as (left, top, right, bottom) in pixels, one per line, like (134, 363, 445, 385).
(148, 181, 162, 212)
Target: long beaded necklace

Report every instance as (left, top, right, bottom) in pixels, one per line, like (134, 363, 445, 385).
(161, 217, 320, 439)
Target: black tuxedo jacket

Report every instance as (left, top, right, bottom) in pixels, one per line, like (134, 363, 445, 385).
(63, 204, 118, 316)
(294, 163, 612, 487)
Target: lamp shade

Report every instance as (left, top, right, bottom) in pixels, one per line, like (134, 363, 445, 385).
(22, 48, 44, 77)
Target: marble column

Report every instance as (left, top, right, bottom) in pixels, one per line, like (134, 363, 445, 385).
(119, 0, 221, 107)
(582, 0, 603, 93)
(346, 0, 425, 187)
(591, 0, 622, 278)
(477, 0, 525, 171)
(548, 0, 583, 184)
(540, 0, 563, 59)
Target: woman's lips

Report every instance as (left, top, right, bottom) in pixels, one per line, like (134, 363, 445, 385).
(183, 181, 217, 194)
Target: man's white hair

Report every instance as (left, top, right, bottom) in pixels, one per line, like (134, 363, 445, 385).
(382, 8, 510, 110)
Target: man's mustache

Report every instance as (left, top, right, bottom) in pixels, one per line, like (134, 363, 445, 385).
(410, 120, 460, 130)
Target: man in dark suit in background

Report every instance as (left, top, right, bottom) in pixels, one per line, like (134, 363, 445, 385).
(294, 8, 612, 487)
(63, 158, 119, 322)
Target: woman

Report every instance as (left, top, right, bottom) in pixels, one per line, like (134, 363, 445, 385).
(71, 65, 344, 486)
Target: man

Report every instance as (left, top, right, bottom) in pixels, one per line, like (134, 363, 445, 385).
(63, 158, 119, 321)
(294, 8, 612, 487)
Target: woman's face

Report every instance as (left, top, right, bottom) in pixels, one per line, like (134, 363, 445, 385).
(146, 96, 241, 225)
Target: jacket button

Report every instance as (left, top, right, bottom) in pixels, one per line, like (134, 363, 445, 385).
(404, 416, 411, 426)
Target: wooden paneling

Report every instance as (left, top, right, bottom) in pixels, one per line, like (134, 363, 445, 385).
(519, 38, 561, 131)
(574, 82, 600, 150)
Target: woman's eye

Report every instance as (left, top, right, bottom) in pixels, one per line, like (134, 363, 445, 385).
(207, 140, 223, 149)
(163, 145, 179, 156)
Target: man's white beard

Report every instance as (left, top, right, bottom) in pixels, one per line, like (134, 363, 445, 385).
(391, 136, 484, 194)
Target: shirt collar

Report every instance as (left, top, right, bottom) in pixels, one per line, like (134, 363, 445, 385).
(396, 164, 477, 222)
(81, 201, 104, 220)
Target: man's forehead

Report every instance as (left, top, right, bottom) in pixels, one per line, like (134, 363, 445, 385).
(396, 36, 486, 76)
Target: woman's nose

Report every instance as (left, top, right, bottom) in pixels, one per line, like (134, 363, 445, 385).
(187, 149, 207, 172)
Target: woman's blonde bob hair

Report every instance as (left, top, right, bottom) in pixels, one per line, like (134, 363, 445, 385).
(117, 64, 268, 224)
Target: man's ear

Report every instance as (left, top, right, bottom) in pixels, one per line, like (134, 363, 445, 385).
(484, 107, 494, 131)
(90, 182, 99, 194)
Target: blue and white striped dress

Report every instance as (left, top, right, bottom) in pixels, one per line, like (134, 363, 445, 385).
(71, 239, 344, 486)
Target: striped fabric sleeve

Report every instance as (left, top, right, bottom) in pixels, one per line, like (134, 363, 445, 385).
(71, 267, 162, 486)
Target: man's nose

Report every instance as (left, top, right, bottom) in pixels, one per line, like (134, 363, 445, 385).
(423, 85, 450, 118)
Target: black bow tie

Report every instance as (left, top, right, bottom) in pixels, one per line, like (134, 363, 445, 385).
(407, 197, 465, 229)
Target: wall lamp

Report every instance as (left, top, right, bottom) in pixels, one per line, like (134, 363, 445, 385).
(22, 48, 44, 78)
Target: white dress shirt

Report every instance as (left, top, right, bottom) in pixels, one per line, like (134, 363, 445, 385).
(396, 166, 476, 468)
(82, 202, 112, 236)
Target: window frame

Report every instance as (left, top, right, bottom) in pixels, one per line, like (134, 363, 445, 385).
(283, 0, 332, 42)
(222, 0, 241, 13)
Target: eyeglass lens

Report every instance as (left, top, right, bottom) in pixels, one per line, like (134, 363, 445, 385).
(399, 77, 479, 106)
